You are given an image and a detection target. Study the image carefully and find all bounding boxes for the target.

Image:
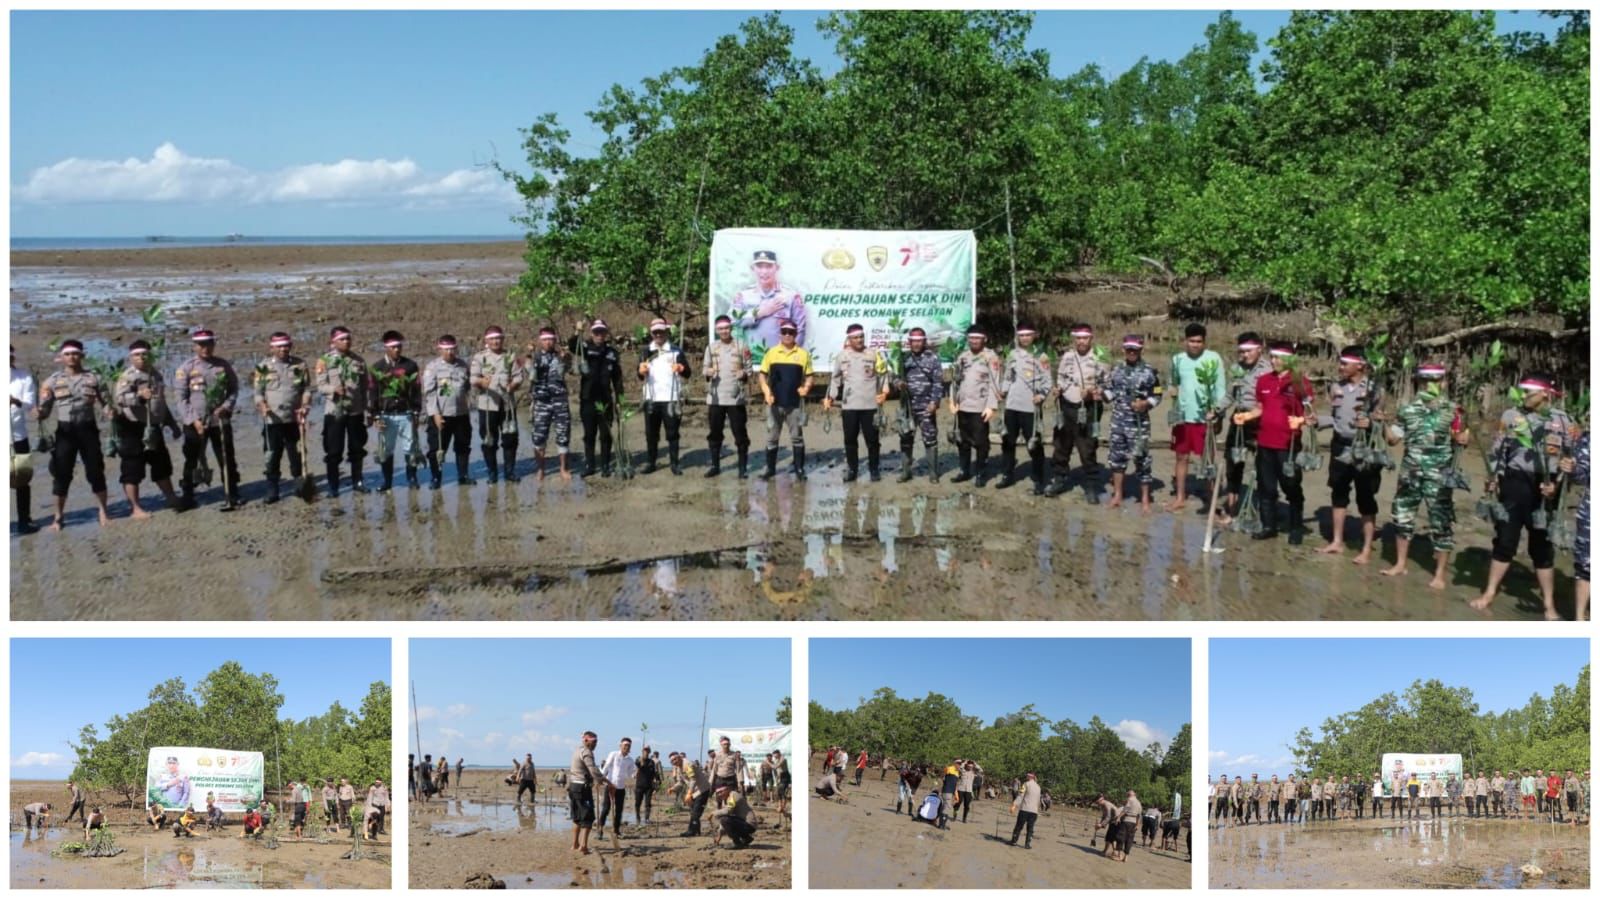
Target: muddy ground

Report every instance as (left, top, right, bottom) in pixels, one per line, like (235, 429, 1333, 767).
(1208, 814, 1590, 889)
(409, 769, 791, 889)
(9, 781, 391, 889)
(8, 242, 1584, 620)
(807, 758, 1190, 889)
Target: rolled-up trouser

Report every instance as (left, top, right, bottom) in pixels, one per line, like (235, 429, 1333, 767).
(531, 394, 571, 452)
(321, 414, 366, 469)
(644, 401, 681, 457)
(841, 408, 880, 472)
(1052, 400, 1099, 476)
(765, 404, 803, 449)
(597, 787, 625, 832)
(1328, 435, 1381, 514)
(182, 423, 239, 493)
(1491, 471, 1556, 567)
(50, 420, 108, 496)
(707, 403, 749, 450)
(263, 421, 302, 481)
(114, 418, 173, 485)
(1107, 420, 1153, 482)
(376, 413, 417, 462)
(568, 782, 596, 827)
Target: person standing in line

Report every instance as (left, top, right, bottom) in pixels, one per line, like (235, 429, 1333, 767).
(422, 335, 475, 487)
(371, 330, 423, 491)
(634, 747, 658, 825)
(1165, 322, 1227, 513)
(313, 326, 372, 495)
(1045, 323, 1109, 502)
(338, 778, 356, 832)
(10, 345, 39, 533)
(948, 328, 1002, 485)
(577, 320, 624, 478)
(638, 320, 690, 475)
(253, 332, 311, 503)
(994, 324, 1052, 494)
(469, 326, 524, 483)
(526, 326, 574, 480)
(113, 340, 183, 515)
(1380, 361, 1468, 586)
(38, 339, 114, 527)
(823, 323, 888, 483)
(1318, 346, 1385, 562)
(701, 315, 752, 479)
(1105, 335, 1163, 511)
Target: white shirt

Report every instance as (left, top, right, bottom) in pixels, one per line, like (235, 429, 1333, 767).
(642, 341, 681, 403)
(10, 366, 37, 442)
(601, 750, 636, 788)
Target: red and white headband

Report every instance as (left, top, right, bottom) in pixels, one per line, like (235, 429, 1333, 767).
(1269, 347, 1296, 358)
(383, 338, 403, 348)
(270, 335, 293, 348)
(1417, 364, 1447, 380)
(436, 338, 457, 349)
(1237, 340, 1262, 351)
(1339, 353, 1365, 365)
(484, 327, 504, 339)
(1070, 327, 1093, 338)
(1016, 327, 1037, 337)
(649, 319, 670, 332)
(1517, 378, 1553, 394)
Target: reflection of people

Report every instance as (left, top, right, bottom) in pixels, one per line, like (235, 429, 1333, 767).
(730, 251, 807, 350)
(156, 755, 191, 809)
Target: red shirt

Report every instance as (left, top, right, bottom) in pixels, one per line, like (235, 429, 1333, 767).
(856, 752, 868, 769)
(1546, 775, 1561, 798)
(244, 810, 262, 829)
(1254, 371, 1313, 451)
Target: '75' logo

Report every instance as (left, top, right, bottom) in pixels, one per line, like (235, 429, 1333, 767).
(899, 242, 939, 266)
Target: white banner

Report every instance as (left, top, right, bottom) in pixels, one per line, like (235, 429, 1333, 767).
(708, 725, 793, 780)
(145, 747, 265, 813)
(1380, 752, 1463, 793)
(709, 228, 977, 367)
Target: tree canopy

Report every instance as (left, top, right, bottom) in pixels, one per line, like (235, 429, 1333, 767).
(811, 687, 1190, 808)
(504, 10, 1588, 340)
(1288, 664, 1590, 779)
(69, 662, 390, 806)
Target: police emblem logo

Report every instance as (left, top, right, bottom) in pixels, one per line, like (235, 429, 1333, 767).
(866, 245, 888, 271)
(822, 247, 856, 270)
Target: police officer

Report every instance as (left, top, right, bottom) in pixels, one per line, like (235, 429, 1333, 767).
(1245, 773, 1262, 824)
(1221, 332, 1270, 521)
(422, 335, 475, 488)
(1106, 335, 1162, 511)
(1380, 362, 1469, 588)
(1319, 346, 1385, 562)
(577, 320, 624, 478)
(1473, 372, 1574, 618)
(1045, 323, 1107, 501)
(315, 326, 373, 496)
(758, 319, 812, 480)
(702, 315, 752, 479)
(252, 332, 311, 503)
(175, 328, 242, 508)
(823, 323, 887, 482)
(372, 330, 422, 492)
(37, 339, 113, 528)
(895, 327, 944, 482)
(470, 326, 524, 483)
(1560, 428, 1589, 621)
(528, 327, 573, 480)
(731, 249, 808, 351)
(639, 319, 690, 475)
(113, 340, 182, 516)
(949, 327, 1000, 485)
(1267, 775, 1283, 823)
(996, 325, 1052, 494)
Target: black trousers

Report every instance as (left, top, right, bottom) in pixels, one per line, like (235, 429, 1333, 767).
(707, 403, 749, 450)
(718, 813, 756, 845)
(427, 415, 472, 475)
(1000, 409, 1043, 471)
(958, 790, 974, 822)
(321, 414, 366, 469)
(262, 421, 302, 481)
(65, 799, 86, 823)
(113, 419, 173, 485)
(476, 408, 516, 453)
(181, 423, 238, 493)
(1011, 810, 1037, 844)
(598, 787, 626, 833)
(1390, 795, 1403, 815)
(1477, 795, 1488, 816)
(1268, 799, 1280, 822)
(644, 402, 680, 458)
(841, 408, 880, 472)
(687, 791, 709, 834)
(1327, 436, 1381, 514)
(1224, 421, 1258, 496)
(957, 411, 989, 464)
(1283, 798, 1296, 820)
(580, 399, 614, 466)
(1245, 799, 1260, 822)
(1051, 400, 1099, 476)
(634, 783, 654, 821)
(49, 420, 108, 496)
(1256, 446, 1305, 518)
(1492, 471, 1556, 567)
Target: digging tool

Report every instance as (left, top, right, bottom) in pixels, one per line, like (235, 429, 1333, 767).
(297, 418, 318, 503)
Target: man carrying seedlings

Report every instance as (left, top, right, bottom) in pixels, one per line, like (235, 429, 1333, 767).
(949, 327, 1002, 486)
(1231, 343, 1312, 544)
(1318, 346, 1385, 563)
(315, 326, 373, 495)
(578, 319, 624, 478)
(422, 336, 474, 488)
(371, 330, 422, 492)
(253, 332, 311, 503)
(1380, 362, 1469, 587)
(527, 327, 574, 480)
(1166, 322, 1227, 513)
(1046, 323, 1109, 501)
(1220, 332, 1271, 523)
(37, 339, 114, 528)
(1472, 373, 1574, 618)
(995, 324, 1053, 494)
(113, 340, 183, 517)
(470, 325, 523, 483)
(895, 327, 945, 483)
(702, 315, 751, 479)
(823, 323, 889, 483)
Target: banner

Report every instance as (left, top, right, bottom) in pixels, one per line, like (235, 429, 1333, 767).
(145, 747, 265, 813)
(707, 725, 793, 780)
(709, 228, 976, 368)
(1380, 752, 1463, 794)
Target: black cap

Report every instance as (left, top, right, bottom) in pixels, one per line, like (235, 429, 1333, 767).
(753, 250, 777, 264)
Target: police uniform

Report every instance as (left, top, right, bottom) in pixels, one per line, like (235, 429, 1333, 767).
(1327, 375, 1384, 515)
(528, 347, 572, 455)
(1390, 391, 1458, 552)
(731, 251, 808, 350)
(1050, 346, 1108, 498)
(253, 354, 310, 489)
(469, 347, 523, 482)
(578, 335, 624, 476)
(1224, 355, 1272, 499)
(997, 342, 1053, 492)
(422, 354, 473, 486)
(712, 789, 757, 847)
(372, 351, 422, 489)
(174, 353, 242, 503)
(315, 347, 372, 493)
(1106, 358, 1162, 486)
(1245, 776, 1263, 823)
(1282, 777, 1298, 821)
(703, 337, 752, 476)
(38, 368, 111, 498)
(1489, 402, 1573, 573)
(827, 344, 887, 480)
(896, 345, 945, 481)
(567, 744, 603, 829)
(951, 345, 1001, 483)
(113, 365, 178, 490)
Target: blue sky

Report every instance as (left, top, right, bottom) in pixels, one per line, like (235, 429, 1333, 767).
(9, 9, 1559, 237)
(408, 639, 789, 766)
(811, 638, 1190, 752)
(1209, 639, 1590, 778)
(9, 639, 391, 780)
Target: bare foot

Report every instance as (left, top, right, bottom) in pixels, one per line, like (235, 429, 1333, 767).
(1543, 609, 1562, 621)
(1427, 576, 1447, 590)
(1140, 503, 1153, 516)
(1215, 512, 1233, 526)
(48, 519, 64, 532)
(561, 470, 572, 481)
(98, 512, 113, 526)
(1352, 552, 1371, 566)
(1317, 542, 1345, 555)
(131, 507, 151, 520)
(1107, 497, 1123, 510)
(1379, 564, 1406, 577)
(1468, 594, 1494, 611)
(1163, 498, 1185, 513)
(536, 468, 546, 482)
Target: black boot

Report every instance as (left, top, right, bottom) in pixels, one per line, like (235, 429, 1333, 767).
(737, 447, 748, 480)
(792, 446, 807, 480)
(668, 442, 682, 476)
(584, 451, 597, 478)
(763, 448, 778, 480)
(456, 454, 476, 485)
(502, 447, 520, 482)
(996, 452, 1019, 488)
(929, 449, 941, 483)
(349, 458, 369, 493)
(952, 448, 973, 483)
(1031, 456, 1046, 496)
(868, 444, 881, 482)
(642, 450, 658, 475)
(1043, 474, 1070, 497)
(176, 484, 197, 512)
(974, 455, 991, 487)
(1252, 501, 1279, 541)
(379, 459, 394, 493)
(326, 466, 341, 498)
(899, 442, 915, 482)
(1287, 503, 1305, 546)
(704, 444, 722, 478)
(14, 485, 35, 531)
(406, 465, 420, 488)
(428, 458, 442, 489)
(265, 479, 281, 505)
(843, 466, 858, 483)
(484, 452, 499, 483)
(1083, 469, 1102, 505)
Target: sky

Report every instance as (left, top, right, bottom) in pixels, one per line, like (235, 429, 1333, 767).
(9, 639, 391, 780)
(408, 639, 790, 766)
(810, 638, 1190, 752)
(1209, 639, 1590, 778)
(8, 9, 1560, 237)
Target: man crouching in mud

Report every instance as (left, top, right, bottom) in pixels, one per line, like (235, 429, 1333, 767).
(569, 730, 610, 856)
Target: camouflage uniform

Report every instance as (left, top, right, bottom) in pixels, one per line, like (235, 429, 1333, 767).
(469, 348, 524, 482)
(950, 348, 1001, 483)
(174, 353, 242, 502)
(1489, 405, 1573, 570)
(314, 348, 372, 493)
(38, 368, 111, 497)
(997, 345, 1053, 492)
(1389, 391, 1457, 551)
(895, 347, 945, 481)
(528, 348, 572, 454)
(1105, 360, 1162, 484)
(1574, 431, 1590, 582)
(113, 366, 178, 487)
(252, 355, 310, 485)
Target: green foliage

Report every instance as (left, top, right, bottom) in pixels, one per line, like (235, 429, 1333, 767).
(776, 696, 792, 726)
(812, 688, 1189, 807)
(1289, 665, 1589, 778)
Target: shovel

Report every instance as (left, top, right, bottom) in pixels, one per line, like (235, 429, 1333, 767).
(297, 418, 318, 503)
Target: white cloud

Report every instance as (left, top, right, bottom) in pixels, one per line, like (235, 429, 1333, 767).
(1111, 719, 1169, 751)
(14, 142, 517, 210)
(414, 705, 438, 722)
(13, 751, 68, 768)
(444, 704, 473, 720)
(509, 730, 577, 753)
(1209, 750, 1293, 772)
(521, 705, 569, 728)
(438, 727, 465, 740)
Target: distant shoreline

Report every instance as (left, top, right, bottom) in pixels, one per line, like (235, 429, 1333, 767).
(11, 234, 524, 251)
